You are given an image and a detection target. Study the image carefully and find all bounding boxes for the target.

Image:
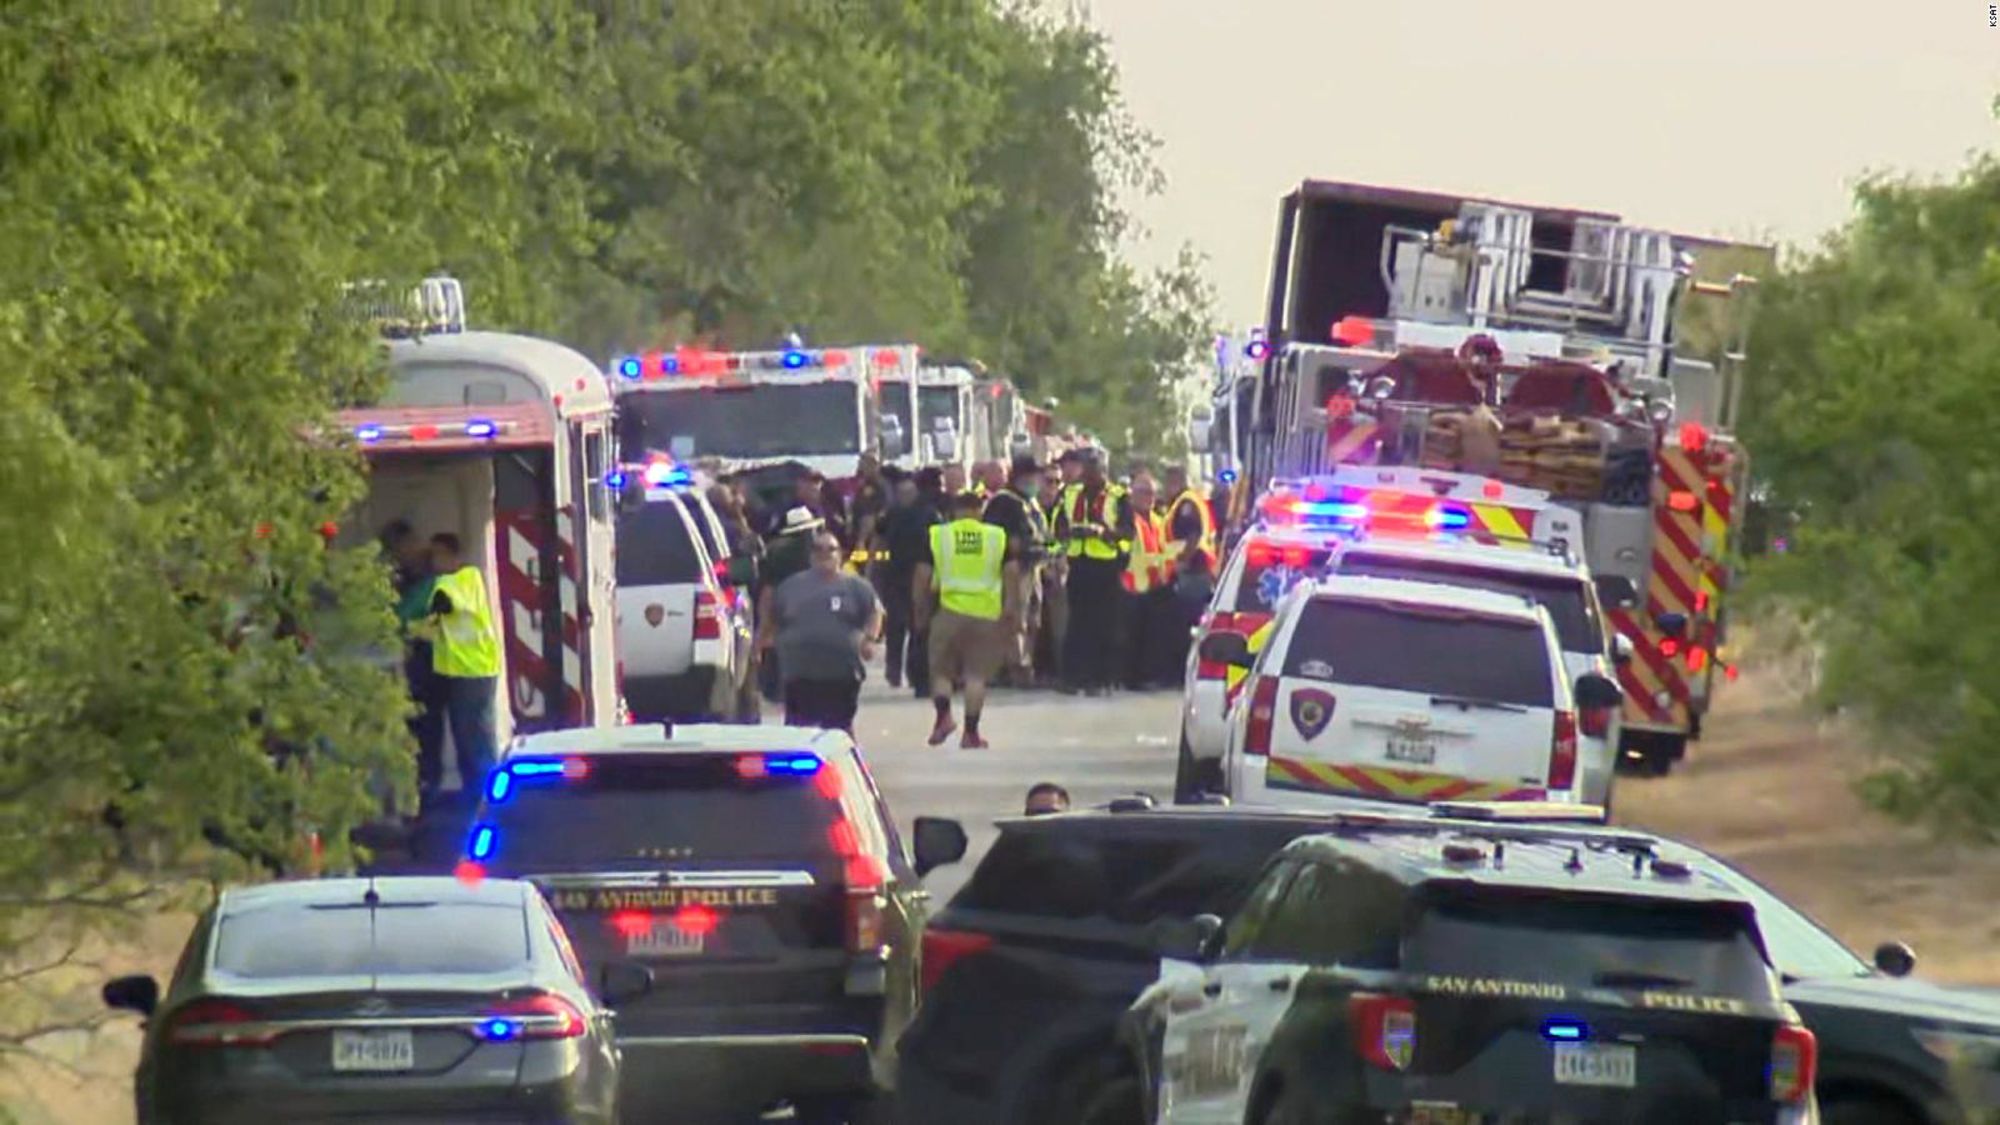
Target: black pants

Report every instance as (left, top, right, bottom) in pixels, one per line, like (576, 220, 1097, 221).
(784, 678, 862, 734)
(881, 573, 923, 692)
(407, 646, 448, 798)
(1123, 588, 1181, 688)
(1064, 559, 1123, 690)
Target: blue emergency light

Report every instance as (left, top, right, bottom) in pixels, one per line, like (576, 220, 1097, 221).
(1542, 1018, 1588, 1042)
(355, 425, 384, 443)
(616, 357, 642, 380)
(464, 419, 498, 439)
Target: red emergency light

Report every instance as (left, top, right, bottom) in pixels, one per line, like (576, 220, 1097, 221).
(1331, 316, 1375, 348)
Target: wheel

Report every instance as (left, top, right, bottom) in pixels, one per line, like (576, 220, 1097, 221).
(1173, 734, 1200, 803)
(1820, 1095, 1922, 1125)
(1074, 1074, 1144, 1125)
(731, 670, 762, 724)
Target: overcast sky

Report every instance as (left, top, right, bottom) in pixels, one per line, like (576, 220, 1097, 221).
(1081, 0, 2000, 322)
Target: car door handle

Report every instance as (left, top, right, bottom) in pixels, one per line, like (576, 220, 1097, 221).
(1267, 976, 1292, 992)
(1201, 980, 1223, 998)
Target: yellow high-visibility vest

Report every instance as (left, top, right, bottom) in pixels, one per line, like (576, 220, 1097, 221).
(1064, 485, 1130, 561)
(432, 565, 502, 678)
(929, 519, 1006, 620)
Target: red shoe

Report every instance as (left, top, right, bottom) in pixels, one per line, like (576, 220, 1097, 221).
(927, 717, 958, 746)
(959, 732, 990, 750)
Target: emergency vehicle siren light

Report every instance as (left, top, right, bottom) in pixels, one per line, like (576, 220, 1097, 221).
(352, 419, 503, 445)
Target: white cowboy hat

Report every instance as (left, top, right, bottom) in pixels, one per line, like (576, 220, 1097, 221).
(780, 506, 824, 534)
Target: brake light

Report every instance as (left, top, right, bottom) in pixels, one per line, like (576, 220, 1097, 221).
(1579, 706, 1613, 739)
(1549, 711, 1578, 790)
(1769, 1025, 1817, 1104)
(1197, 613, 1239, 681)
(608, 910, 652, 938)
(166, 999, 276, 1047)
(478, 994, 586, 1041)
(674, 904, 720, 937)
(920, 928, 995, 994)
(828, 818, 885, 953)
(1244, 676, 1280, 757)
(694, 589, 722, 640)
(1348, 993, 1415, 1070)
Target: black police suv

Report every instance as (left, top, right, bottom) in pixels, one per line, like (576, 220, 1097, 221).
(896, 802, 1368, 1124)
(463, 723, 960, 1124)
(1110, 810, 1819, 1124)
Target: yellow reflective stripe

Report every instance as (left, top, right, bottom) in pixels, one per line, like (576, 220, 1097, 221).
(1473, 503, 1528, 542)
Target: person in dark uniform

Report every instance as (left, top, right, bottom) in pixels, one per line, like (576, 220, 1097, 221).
(1053, 454, 1134, 696)
(879, 467, 943, 696)
(981, 456, 1048, 688)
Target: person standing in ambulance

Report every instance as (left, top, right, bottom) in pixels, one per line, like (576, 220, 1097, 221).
(425, 532, 503, 799)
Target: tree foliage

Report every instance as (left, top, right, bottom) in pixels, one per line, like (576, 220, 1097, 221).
(1740, 124, 2000, 840)
(0, 0, 1210, 1052)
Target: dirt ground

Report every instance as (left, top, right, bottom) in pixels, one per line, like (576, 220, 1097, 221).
(7, 659, 1998, 1122)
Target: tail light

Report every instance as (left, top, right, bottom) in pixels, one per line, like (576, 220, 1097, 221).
(1579, 706, 1613, 739)
(1549, 711, 1579, 790)
(693, 589, 723, 640)
(920, 928, 995, 994)
(1243, 676, 1281, 757)
(1348, 993, 1415, 1070)
(828, 818, 886, 953)
(1196, 613, 1238, 681)
(166, 999, 276, 1047)
(1769, 1025, 1817, 1104)
(479, 993, 586, 1041)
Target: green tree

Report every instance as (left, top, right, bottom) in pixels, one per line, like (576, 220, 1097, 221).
(1740, 127, 2000, 840)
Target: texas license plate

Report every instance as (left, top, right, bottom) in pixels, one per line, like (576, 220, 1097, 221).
(628, 921, 705, 957)
(331, 1029, 415, 1072)
(1385, 731, 1437, 764)
(1552, 1042, 1636, 1087)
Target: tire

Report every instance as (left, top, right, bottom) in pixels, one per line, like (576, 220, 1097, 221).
(1173, 734, 1200, 804)
(1074, 1075, 1144, 1125)
(1820, 1096, 1923, 1125)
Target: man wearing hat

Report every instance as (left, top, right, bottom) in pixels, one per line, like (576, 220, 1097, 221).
(755, 505, 825, 699)
(982, 455, 1050, 686)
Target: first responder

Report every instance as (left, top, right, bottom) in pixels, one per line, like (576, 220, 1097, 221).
(982, 455, 1049, 688)
(915, 490, 1016, 748)
(425, 532, 502, 797)
(1055, 453, 1134, 696)
(1121, 470, 1176, 689)
(1161, 464, 1219, 676)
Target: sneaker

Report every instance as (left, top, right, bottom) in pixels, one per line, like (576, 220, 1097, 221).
(960, 732, 990, 750)
(927, 717, 958, 746)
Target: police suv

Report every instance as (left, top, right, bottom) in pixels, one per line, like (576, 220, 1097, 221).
(1203, 575, 1621, 812)
(1117, 806, 1818, 1124)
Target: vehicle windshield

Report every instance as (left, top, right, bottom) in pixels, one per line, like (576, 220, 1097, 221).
(881, 381, 914, 449)
(1282, 597, 1556, 707)
(616, 499, 706, 585)
(214, 903, 529, 978)
(1338, 551, 1603, 653)
(918, 385, 960, 439)
(477, 753, 839, 871)
(1406, 887, 1777, 1001)
(621, 381, 861, 459)
(1230, 543, 1335, 613)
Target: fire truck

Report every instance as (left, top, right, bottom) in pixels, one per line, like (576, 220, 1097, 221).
(610, 343, 922, 485)
(334, 277, 623, 749)
(1223, 180, 1760, 773)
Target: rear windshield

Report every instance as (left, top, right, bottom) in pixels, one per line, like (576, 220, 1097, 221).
(1231, 545, 1335, 613)
(478, 754, 838, 871)
(1281, 598, 1555, 707)
(617, 500, 705, 585)
(953, 823, 1309, 925)
(1338, 552, 1602, 652)
(214, 903, 528, 979)
(1406, 888, 1775, 1001)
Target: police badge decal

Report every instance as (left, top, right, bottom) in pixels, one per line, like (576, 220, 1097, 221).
(1289, 687, 1336, 740)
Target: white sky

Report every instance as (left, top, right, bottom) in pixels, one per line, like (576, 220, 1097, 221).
(1081, 0, 2000, 322)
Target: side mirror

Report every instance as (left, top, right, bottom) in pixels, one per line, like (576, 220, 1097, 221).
(1574, 672, 1623, 711)
(1654, 611, 1690, 638)
(723, 553, 758, 588)
(911, 816, 968, 878)
(1873, 941, 1916, 978)
(102, 974, 159, 1017)
(1149, 914, 1225, 962)
(1593, 574, 1639, 610)
(1197, 631, 1253, 669)
(1611, 635, 1634, 666)
(598, 961, 654, 1005)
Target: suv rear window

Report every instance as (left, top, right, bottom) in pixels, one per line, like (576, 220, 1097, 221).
(214, 903, 528, 978)
(1281, 598, 1555, 707)
(953, 823, 1307, 924)
(1232, 544, 1334, 612)
(617, 500, 705, 585)
(1337, 552, 1602, 652)
(1405, 887, 1775, 1000)
(479, 753, 838, 870)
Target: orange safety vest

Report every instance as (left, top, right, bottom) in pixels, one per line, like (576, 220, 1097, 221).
(1122, 509, 1167, 594)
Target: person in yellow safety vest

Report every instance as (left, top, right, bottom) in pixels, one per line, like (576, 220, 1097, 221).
(1161, 465, 1219, 679)
(424, 532, 503, 795)
(1121, 470, 1178, 689)
(1054, 453, 1135, 696)
(914, 490, 1017, 748)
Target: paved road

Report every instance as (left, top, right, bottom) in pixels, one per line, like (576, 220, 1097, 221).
(852, 680, 1181, 903)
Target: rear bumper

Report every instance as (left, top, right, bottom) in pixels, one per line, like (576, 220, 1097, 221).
(150, 1080, 597, 1125)
(622, 666, 728, 721)
(616, 1032, 876, 1117)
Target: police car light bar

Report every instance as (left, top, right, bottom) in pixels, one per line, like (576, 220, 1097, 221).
(354, 419, 511, 444)
(612, 345, 921, 382)
(1428, 800, 1608, 824)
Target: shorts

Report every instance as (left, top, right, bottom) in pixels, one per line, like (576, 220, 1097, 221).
(929, 609, 1005, 688)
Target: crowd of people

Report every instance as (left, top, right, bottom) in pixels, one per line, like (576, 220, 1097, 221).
(741, 449, 1224, 747)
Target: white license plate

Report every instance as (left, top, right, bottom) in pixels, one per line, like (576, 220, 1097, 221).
(1385, 733, 1438, 764)
(331, 1029, 415, 1072)
(627, 921, 705, 957)
(1552, 1042, 1636, 1087)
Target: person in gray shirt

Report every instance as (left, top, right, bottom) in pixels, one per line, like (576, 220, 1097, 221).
(771, 531, 884, 735)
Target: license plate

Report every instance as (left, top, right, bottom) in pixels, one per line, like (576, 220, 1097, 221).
(1385, 732, 1437, 764)
(1552, 1042, 1636, 1087)
(331, 1029, 414, 1072)
(627, 921, 705, 958)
